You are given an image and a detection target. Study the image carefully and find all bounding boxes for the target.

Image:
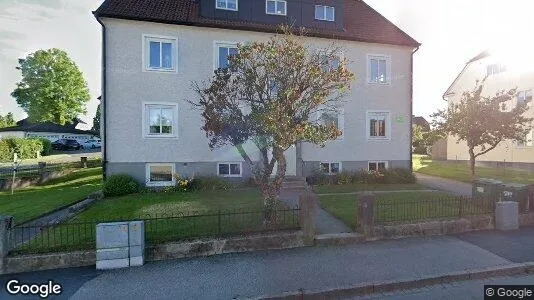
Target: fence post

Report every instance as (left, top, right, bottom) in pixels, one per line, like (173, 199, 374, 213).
(459, 197, 464, 218)
(356, 193, 375, 237)
(298, 191, 316, 245)
(217, 210, 221, 235)
(38, 162, 47, 183)
(80, 157, 88, 168)
(0, 215, 14, 273)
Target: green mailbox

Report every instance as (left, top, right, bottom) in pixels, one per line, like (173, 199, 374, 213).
(472, 178, 503, 201)
(501, 183, 529, 213)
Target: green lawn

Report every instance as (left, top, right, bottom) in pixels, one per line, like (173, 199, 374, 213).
(0, 167, 102, 223)
(13, 189, 299, 254)
(318, 191, 492, 230)
(313, 183, 425, 195)
(413, 155, 534, 184)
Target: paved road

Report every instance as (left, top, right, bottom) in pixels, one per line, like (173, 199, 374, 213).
(351, 274, 534, 299)
(278, 188, 351, 234)
(416, 173, 472, 197)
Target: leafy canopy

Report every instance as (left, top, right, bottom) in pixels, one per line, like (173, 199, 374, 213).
(432, 80, 532, 174)
(193, 27, 354, 203)
(11, 48, 90, 125)
(0, 112, 16, 129)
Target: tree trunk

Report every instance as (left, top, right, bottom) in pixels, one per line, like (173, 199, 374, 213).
(262, 146, 287, 228)
(468, 147, 476, 180)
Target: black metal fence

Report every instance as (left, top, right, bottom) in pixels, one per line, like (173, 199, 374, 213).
(10, 207, 300, 255)
(374, 196, 495, 225)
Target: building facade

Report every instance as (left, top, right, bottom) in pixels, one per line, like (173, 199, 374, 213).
(94, 0, 419, 186)
(443, 51, 534, 169)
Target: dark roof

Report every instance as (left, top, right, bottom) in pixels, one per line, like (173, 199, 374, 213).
(0, 122, 98, 136)
(412, 116, 430, 131)
(94, 0, 420, 47)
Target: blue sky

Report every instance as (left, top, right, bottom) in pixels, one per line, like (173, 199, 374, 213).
(0, 0, 532, 128)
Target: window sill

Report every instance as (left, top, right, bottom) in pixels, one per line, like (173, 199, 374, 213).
(367, 137, 391, 141)
(218, 174, 242, 178)
(266, 12, 287, 16)
(146, 181, 175, 187)
(216, 7, 238, 11)
(144, 68, 177, 74)
(367, 81, 391, 85)
(144, 134, 178, 139)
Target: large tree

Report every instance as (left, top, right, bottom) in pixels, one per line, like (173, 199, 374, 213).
(11, 48, 90, 125)
(432, 80, 532, 177)
(0, 112, 15, 128)
(193, 28, 354, 212)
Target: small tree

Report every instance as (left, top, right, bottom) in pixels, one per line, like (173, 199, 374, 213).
(0, 112, 16, 128)
(432, 80, 532, 177)
(92, 104, 101, 133)
(193, 28, 354, 212)
(11, 48, 90, 125)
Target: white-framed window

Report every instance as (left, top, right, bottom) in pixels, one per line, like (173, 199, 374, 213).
(143, 35, 177, 72)
(320, 162, 341, 174)
(368, 161, 388, 172)
(487, 64, 506, 76)
(217, 162, 242, 177)
(315, 5, 335, 21)
(367, 111, 390, 140)
(214, 42, 239, 70)
(146, 163, 175, 186)
(517, 90, 532, 106)
(216, 0, 238, 11)
(143, 103, 178, 138)
(266, 0, 286, 15)
(317, 108, 344, 139)
(368, 55, 391, 84)
(320, 53, 342, 72)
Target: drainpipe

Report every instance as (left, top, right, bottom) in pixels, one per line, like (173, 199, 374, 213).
(95, 15, 108, 180)
(409, 46, 420, 172)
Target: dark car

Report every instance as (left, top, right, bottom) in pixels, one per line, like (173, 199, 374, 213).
(51, 139, 81, 151)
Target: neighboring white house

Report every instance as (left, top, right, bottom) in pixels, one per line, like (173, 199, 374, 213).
(94, 0, 420, 186)
(0, 119, 98, 142)
(443, 51, 534, 170)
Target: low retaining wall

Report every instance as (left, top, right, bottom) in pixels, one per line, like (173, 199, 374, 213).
(1, 231, 305, 274)
(372, 215, 494, 239)
(0, 169, 73, 190)
(2, 251, 96, 275)
(519, 212, 534, 226)
(148, 231, 305, 261)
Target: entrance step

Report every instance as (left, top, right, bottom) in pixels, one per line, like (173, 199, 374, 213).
(281, 177, 307, 189)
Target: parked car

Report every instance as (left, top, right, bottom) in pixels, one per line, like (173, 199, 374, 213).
(81, 139, 102, 149)
(51, 139, 81, 151)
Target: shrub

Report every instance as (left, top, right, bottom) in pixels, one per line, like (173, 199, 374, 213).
(334, 171, 353, 185)
(197, 176, 235, 191)
(308, 167, 416, 185)
(382, 168, 417, 184)
(103, 174, 140, 197)
(0, 137, 44, 162)
(0, 139, 11, 162)
(38, 138, 52, 156)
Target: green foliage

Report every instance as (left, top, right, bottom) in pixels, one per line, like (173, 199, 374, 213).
(0, 138, 44, 162)
(432, 80, 533, 175)
(38, 138, 52, 156)
(0, 140, 10, 162)
(193, 26, 355, 204)
(0, 112, 16, 128)
(307, 168, 416, 186)
(103, 174, 140, 197)
(92, 104, 101, 132)
(11, 48, 90, 125)
(196, 176, 235, 191)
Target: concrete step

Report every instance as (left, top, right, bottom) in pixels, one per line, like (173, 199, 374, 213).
(283, 176, 307, 182)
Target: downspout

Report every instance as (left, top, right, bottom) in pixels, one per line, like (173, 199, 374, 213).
(95, 16, 108, 180)
(409, 46, 420, 172)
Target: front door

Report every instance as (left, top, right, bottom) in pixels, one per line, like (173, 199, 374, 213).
(272, 145, 297, 176)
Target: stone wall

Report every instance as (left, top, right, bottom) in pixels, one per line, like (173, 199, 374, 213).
(372, 215, 494, 239)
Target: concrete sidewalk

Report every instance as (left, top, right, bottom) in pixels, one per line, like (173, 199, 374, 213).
(415, 173, 472, 197)
(4, 229, 534, 299)
(67, 236, 511, 299)
(278, 188, 351, 234)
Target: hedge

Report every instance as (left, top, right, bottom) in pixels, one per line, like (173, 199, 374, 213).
(307, 168, 417, 185)
(0, 137, 45, 162)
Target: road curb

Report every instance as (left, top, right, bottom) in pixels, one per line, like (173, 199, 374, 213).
(253, 262, 534, 299)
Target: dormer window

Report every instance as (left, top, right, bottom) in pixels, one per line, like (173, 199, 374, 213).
(315, 5, 335, 21)
(216, 0, 238, 11)
(487, 64, 506, 76)
(266, 0, 286, 16)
